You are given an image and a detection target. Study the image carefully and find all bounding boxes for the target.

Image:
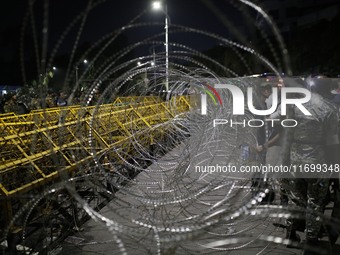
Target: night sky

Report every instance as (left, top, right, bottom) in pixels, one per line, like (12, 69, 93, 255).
(0, 0, 255, 59)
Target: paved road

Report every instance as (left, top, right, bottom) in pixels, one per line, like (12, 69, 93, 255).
(55, 143, 340, 255)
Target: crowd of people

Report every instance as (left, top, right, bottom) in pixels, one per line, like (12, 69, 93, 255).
(253, 74, 340, 254)
(0, 86, 102, 115)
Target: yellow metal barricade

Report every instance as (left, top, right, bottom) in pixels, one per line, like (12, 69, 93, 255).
(0, 96, 192, 243)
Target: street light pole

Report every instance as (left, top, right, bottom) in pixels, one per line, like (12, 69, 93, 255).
(165, 4, 169, 93)
(153, 2, 170, 93)
(76, 65, 79, 86)
(76, 59, 87, 87)
(153, 46, 156, 88)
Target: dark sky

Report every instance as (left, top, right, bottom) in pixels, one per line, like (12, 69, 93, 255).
(0, 0, 255, 60)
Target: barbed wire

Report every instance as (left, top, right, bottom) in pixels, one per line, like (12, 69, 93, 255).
(0, 0, 338, 254)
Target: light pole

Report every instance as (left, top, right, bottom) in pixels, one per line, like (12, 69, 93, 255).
(76, 59, 88, 86)
(153, 2, 170, 93)
(152, 46, 156, 89)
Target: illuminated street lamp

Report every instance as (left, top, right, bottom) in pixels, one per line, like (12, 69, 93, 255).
(153, 1, 161, 9)
(76, 59, 88, 86)
(153, 1, 170, 93)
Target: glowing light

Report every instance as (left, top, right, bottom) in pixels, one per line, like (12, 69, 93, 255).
(153, 2, 161, 9)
